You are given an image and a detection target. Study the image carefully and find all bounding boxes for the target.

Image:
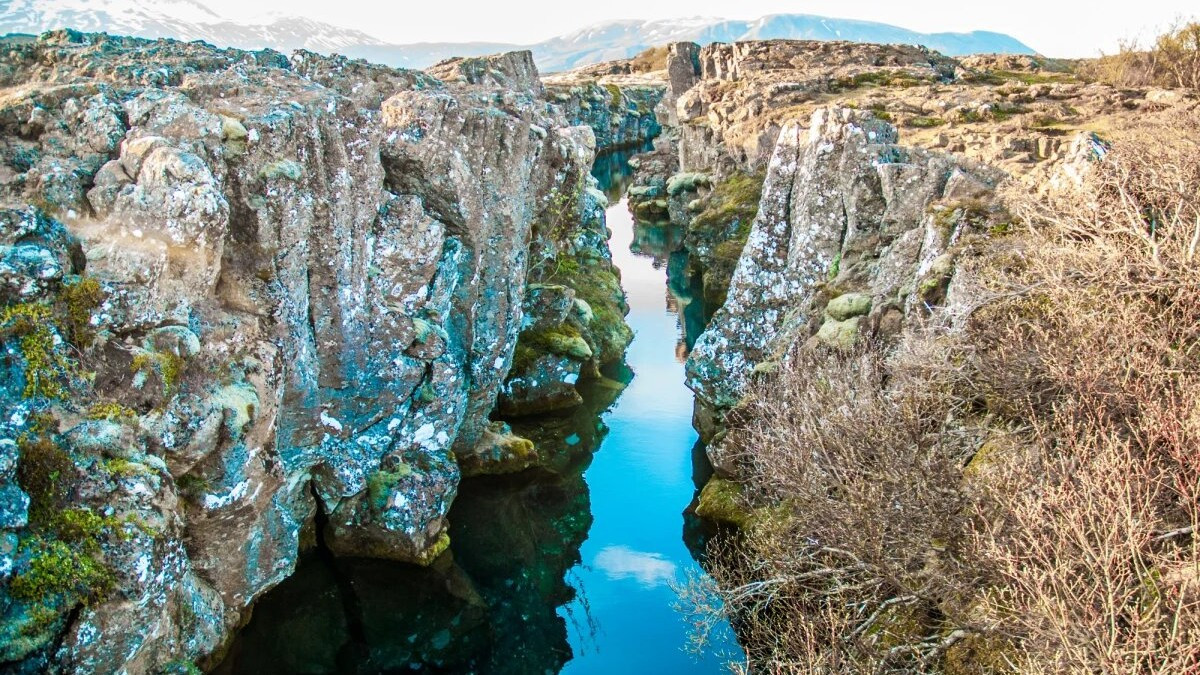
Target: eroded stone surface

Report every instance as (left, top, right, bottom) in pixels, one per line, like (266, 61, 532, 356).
(0, 31, 630, 672)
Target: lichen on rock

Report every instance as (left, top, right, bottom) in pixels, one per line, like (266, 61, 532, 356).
(0, 31, 633, 671)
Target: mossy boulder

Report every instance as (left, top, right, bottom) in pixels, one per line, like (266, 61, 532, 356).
(628, 184, 662, 199)
(666, 172, 711, 196)
(694, 477, 753, 528)
(458, 422, 539, 477)
(815, 316, 861, 349)
(825, 292, 872, 321)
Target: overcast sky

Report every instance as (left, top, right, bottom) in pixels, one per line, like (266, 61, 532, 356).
(201, 0, 1195, 57)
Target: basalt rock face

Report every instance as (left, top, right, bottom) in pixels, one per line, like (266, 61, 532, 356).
(544, 78, 665, 153)
(0, 31, 624, 672)
(686, 107, 1003, 425)
(623, 40, 1192, 434)
(674, 40, 959, 175)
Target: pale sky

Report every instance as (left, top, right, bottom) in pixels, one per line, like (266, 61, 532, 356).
(203, 0, 1196, 58)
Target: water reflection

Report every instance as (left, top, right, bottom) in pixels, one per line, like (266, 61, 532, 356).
(592, 141, 653, 202)
(594, 546, 678, 587)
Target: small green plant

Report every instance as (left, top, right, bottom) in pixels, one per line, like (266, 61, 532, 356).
(8, 537, 114, 604)
(827, 252, 842, 281)
(175, 473, 212, 502)
(1, 303, 72, 399)
(86, 401, 137, 421)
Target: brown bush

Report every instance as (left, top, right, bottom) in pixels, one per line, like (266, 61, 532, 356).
(1082, 21, 1200, 89)
(689, 109, 1200, 673)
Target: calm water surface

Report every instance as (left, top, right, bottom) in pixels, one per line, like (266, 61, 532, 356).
(217, 147, 736, 674)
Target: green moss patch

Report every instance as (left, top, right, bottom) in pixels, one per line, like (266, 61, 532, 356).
(8, 537, 114, 604)
(58, 277, 103, 348)
(367, 464, 415, 513)
(86, 401, 137, 421)
(689, 172, 764, 239)
(131, 348, 186, 396)
(689, 172, 766, 303)
(830, 70, 931, 92)
(603, 83, 624, 111)
(543, 258, 631, 365)
(16, 434, 76, 529)
(905, 116, 946, 129)
(1, 303, 72, 399)
(695, 477, 753, 528)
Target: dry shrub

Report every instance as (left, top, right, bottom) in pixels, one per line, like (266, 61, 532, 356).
(691, 337, 993, 673)
(693, 109, 1200, 673)
(629, 45, 669, 72)
(1082, 21, 1200, 89)
(966, 108, 1200, 672)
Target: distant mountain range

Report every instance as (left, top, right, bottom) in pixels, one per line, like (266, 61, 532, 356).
(1, 0, 1036, 73)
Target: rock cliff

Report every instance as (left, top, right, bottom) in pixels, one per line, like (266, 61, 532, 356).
(0, 31, 630, 671)
(685, 108, 1002, 417)
(607, 39, 1195, 423)
(542, 74, 665, 153)
(545, 39, 1200, 484)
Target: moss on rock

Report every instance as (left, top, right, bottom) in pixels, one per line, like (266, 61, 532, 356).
(412, 531, 451, 567)
(815, 317, 861, 349)
(825, 292, 872, 321)
(695, 477, 753, 528)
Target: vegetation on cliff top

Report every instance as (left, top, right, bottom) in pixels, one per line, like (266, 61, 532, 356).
(1083, 21, 1200, 89)
(685, 109, 1200, 672)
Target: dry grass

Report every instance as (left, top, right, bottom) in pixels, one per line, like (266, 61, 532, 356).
(1081, 21, 1200, 89)
(687, 109, 1200, 673)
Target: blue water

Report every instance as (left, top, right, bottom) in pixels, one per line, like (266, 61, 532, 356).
(216, 149, 737, 674)
(557, 195, 737, 673)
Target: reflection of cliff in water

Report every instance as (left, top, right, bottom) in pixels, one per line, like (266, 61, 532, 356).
(629, 219, 716, 355)
(592, 141, 654, 202)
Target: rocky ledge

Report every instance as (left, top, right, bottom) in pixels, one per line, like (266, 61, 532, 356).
(561, 38, 1198, 483)
(0, 31, 634, 672)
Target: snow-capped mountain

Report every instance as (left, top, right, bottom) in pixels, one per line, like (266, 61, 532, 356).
(0, 0, 1036, 73)
(522, 15, 1033, 71)
(0, 0, 386, 54)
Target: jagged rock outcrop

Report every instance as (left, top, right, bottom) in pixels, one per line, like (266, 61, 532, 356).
(622, 41, 1196, 400)
(673, 40, 959, 174)
(660, 39, 1194, 181)
(685, 107, 1003, 446)
(0, 31, 630, 672)
(543, 77, 665, 153)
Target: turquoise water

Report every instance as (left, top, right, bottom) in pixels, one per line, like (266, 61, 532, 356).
(554, 166, 736, 674)
(216, 148, 736, 673)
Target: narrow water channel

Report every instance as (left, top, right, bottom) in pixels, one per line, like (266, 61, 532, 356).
(216, 147, 735, 674)
(554, 157, 737, 673)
